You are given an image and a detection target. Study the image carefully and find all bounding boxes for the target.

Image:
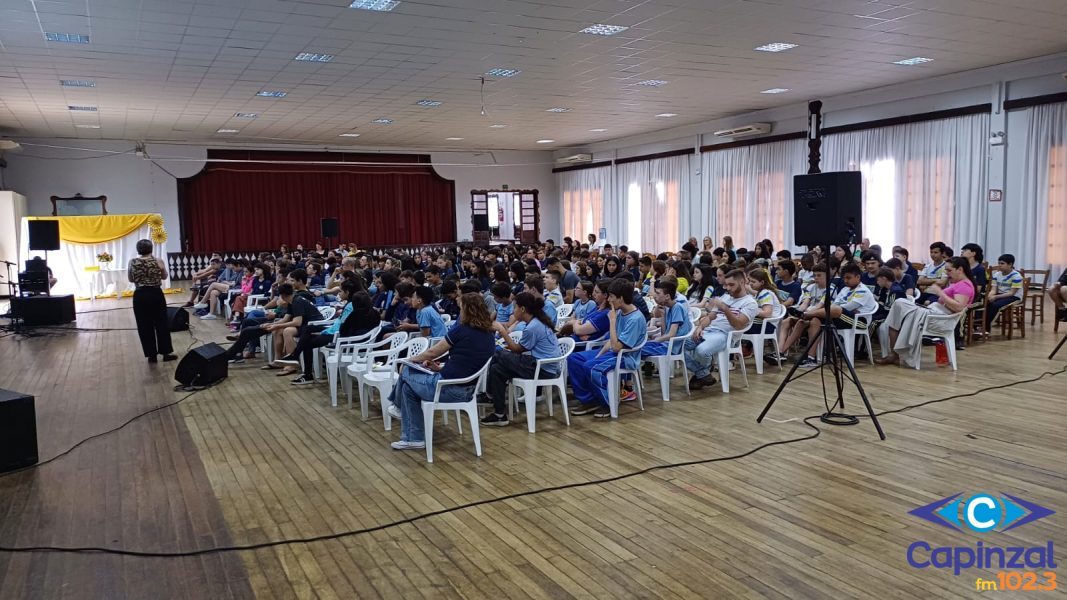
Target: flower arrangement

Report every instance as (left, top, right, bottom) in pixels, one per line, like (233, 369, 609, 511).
(97, 252, 113, 264)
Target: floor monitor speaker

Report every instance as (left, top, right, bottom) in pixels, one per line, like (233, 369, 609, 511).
(0, 389, 39, 473)
(174, 343, 228, 388)
(167, 306, 189, 332)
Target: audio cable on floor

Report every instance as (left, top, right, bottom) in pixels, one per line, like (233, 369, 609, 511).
(0, 365, 1062, 558)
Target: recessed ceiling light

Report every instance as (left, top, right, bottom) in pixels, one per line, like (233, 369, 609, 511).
(636, 79, 668, 87)
(761, 88, 790, 94)
(545, 107, 571, 113)
(68, 105, 97, 112)
(216, 128, 239, 133)
(893, 57, 933, 65)
(45, 32, 89, 44)
(754, 42, 798, 52)
(294, 52, 334, 62)
(485, 68, 521, 78)
(371, 118, 393, 124)
(655, 113, 678, 118)
(489, 124, 508, 128)
(445, 137, 464, 141)
(415, 99, 442, 107)
(233, 112, 258, 119)
(76, 124, 100, 129)
(589, 128, 607, 132)
(579, 24, 629, 36)
(60, 79, 96, 87)
(339, 132, 361, 137)
(256, 90, 287, 98)
(349, 0, 398, 10)
(536, 139, 555, 144)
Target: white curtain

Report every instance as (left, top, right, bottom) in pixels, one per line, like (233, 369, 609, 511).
(822, 112, 989, 253)
(700, 138, 807, 251)
(19, 221, 170, 298)
(558, 165, 611, 244)
(1016, 102, 1067, 275)
(615, 155, 688, 253)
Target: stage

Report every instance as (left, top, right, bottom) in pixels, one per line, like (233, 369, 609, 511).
(1, 298, 1064, 599)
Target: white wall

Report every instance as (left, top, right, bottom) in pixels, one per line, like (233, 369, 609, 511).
(2, 142, 557, 251)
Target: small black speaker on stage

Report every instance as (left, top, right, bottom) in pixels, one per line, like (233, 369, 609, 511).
(472, 214, 490, 231)
(321, 217, 339, 239)
(167, 306, 189, 332)
(11, 295, 76, 325)
(174, 343, 228, 388)
(0, 389, 39, 473)
(794, 171, 863, 247)
(28, 220, 61, 251)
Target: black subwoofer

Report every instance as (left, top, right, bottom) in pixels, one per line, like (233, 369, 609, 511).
(174, 343, 228, 388)
(0, 389, 39, 473)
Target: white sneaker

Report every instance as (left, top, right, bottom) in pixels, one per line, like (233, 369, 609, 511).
(390, 440, 425, 450)
(200, 313, 217, 320)
(193, 303, 208, 309)
(386, 403, 402, 420)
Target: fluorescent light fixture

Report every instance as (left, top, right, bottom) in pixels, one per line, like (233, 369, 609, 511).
(68, 105, 97, 112)
(893, 56, 933, 65)
(536, 139, 555, 144)
(754, 42, 797, 52)
(294, 52, 334, 62)
(233, 112, 258, 119)
(415, 99, 442, 106)
(256, 90, 287, 98)
(655, 112, 678, 118)
(371, 118, 393, 124)
(589, 128, 607, 132)
(349, 0, 399, 10)
(761, 88, 790, 94)
(636, 79, 668, 87)
(445, 137, 464, 141)
(485, 68, 521, 78)
(45, 32, 89, 43)
(579, 24, 629, 36)
(339, 132, 361, 137)
(489, 124, 508, 128)
(216, 128, 239, 133)
(60, 79, 96, 87)
(76, 124, 101, 129)
(545, 107, 571, 113)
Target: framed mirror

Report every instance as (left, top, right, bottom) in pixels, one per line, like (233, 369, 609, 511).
(51, 193, 108, 216)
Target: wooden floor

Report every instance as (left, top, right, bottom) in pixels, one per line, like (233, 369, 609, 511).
(1, 297, 1065, 599)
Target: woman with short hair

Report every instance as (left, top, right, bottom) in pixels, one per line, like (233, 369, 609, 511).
(128, 239, 176, 363)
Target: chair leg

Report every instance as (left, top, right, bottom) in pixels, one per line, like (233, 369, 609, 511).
(658, 359, 671, 402)
(557, 383, 570, 426)
(523, 386, 536, 433)
(738, 355, 748, 388)
(607, 372, 619, 418)
(681, 359, 691, 395)
(456, 411, 463, 434)
(466, 406, 482, 457)
(752, 339, 764, 375)
(380, 385, 392, 431)
(946, 337, 958, 371)
(327, 364, 339, 408)
(545, 385, 554, 417)
(1019, 308, 1026, 339)
(359, 380, 369, 421)
(634, 374, 644, 411)
(423, 408, 435, 463)
(718, 352, 730, 393)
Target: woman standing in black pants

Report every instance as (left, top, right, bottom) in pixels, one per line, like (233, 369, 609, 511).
(128, 239, 177, 363)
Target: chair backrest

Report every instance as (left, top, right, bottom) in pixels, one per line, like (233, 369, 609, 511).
(361, 332, 410, 364)
(406, 337, 430, 357)
(318, 306, 337, 321)
(727, 329, 745, 352)
(613, 327, 648, 371)
(688, 306, 702, 325)
(1021, 269, 1050, 291)
(644, 296, 656, 313)
(556, 303, 574, 319)
(531, 337, 576, 379)
(430, 357, 493, 405)
(441, 313, 452, 325)
(248, 294, 268, 308)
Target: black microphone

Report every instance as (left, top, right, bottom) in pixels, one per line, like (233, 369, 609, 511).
(0, 260, 16, 266)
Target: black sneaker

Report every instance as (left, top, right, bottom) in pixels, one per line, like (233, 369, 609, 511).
(476, 392, 493, 405)
(290, 375, 315, 386)
(763, 352, 783, 365)
(480, 413, 509, 427)
(798, 356, 820, 368)
(690, 374, 717, 390)
(571, 402, 601, 416)
(593, 406, 612, 418)
(1057, 308, 1067, 322)
(226, 334, 239, 342)
(228, 356, 245, 364)
(641, 363, 656, 378)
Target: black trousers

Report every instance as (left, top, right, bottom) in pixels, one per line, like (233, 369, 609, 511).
(133, 286, 173, 358)
(486, 351, 556, 414)
(292, 328, 331, 377)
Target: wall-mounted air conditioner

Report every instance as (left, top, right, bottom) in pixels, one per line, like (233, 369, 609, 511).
(713, 123, 772, 138)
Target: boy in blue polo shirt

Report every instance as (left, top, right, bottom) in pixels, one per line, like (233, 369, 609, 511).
(641, 278, 692, 359)
(568, 279, 647, 419)
(985, 253, 1024, 327)
(413, 286, 447, 339)
(491, 282, 514, 324)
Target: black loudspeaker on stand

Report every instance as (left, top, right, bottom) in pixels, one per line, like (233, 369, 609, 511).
(27, 220, 61, 251)
(174, 343, 228, 389)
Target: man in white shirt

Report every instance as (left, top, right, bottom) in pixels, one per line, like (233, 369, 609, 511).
(917, 242, 949, 288)
(798, 263, 877, 368)
(684, 269, 759, 389)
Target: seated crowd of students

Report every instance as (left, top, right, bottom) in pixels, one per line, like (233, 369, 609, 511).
(180, 234, 1066, 450)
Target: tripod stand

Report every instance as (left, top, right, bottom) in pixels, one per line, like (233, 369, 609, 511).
(1051, 331, 1066, 360)
(756, 244, 886, 439)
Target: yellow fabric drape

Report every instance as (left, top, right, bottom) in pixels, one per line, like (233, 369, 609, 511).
(27, 214, 157, 244)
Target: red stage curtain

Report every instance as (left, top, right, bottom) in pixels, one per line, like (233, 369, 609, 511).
(178, 151, 456, 252)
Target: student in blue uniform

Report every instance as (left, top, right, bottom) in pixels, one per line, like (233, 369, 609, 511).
(491, 282, 514, 324)
(571, 281, 595, 321)
(568, 279, 648, 418)
(480, 293, 563, 427)
(640, 279, 692, 359)
(774, 260, 802, 307)
(985, 253, 1024, 327)
(413, 286, 447, 339)
(510, 274, 557, 332)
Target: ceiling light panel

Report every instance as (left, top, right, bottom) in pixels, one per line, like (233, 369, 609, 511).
(233, 112, 258, 119)
(580, 24, 629, 36)
(217, 129, 239, 133)
(349, 0, 399, 10)
(893, 57, 933, 65)
(754, 42, 798, 52)
(256, 90, 287, 98)
(545, 107, 571, 112)
(294, 53, 334, 62)
(416, 99, 442, 106)
(339, 132, 361, 137)
(371, 118, 393, 124)
(45, 32, 89, 43)
(485, 68, 521, 78)
(636, 80, 668, 87)
(68, 105, 97, 111)
(60, 80, 96, 88)
(761, 88, 790, 94)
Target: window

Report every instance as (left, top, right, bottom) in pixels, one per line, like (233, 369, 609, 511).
(559, 167, 608, 242)
(626, 182, 642, 250)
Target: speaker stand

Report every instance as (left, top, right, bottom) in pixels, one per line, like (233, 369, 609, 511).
(756, 244, 886, 440)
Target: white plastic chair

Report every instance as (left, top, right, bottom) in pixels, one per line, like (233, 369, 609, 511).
(556, 304, 574, 320)
(223, 288, 242, 319)
(914, 311, 965, 371)
(315, 325, 378, 380)
(824, 308, 876, 367)
(643, 296, 656, 314)
(508, 337, 575, 432)
(742, 303, 786, 374)
(321, 327, 385, 407)
(688, 306, 702, 324)
(716, 329, 748, 393)
(358, 337, 430, 429)
(604, 332, 648, 419)
(343, 333, 409, 409)
(642, 332, 691, 403)
(422, 358, 493, 463)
